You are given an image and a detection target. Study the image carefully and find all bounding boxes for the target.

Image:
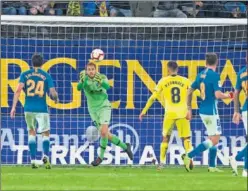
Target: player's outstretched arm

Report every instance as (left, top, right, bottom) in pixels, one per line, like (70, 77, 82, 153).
(214, 90, 233, 100)
(49, 88, 59, 103)
(213, 74, 233, 100)
(77, 81, 84, 91)
(10, 83, 24, 119)
(139, 93, 158, 121)
(139, 79, 163, 121)
(77, 70, 87, 91)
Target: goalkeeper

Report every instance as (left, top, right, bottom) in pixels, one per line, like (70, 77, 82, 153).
(139, 61, 196, 169)
(77, 62, 133, 166)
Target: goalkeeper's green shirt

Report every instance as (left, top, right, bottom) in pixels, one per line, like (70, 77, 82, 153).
(77, 73, 111, 112)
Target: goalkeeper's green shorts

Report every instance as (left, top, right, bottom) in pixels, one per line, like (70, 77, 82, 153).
(89, 106, 111, 129)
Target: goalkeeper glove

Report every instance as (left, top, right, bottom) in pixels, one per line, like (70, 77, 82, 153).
(94, 73, 102, 84)
(80, 70, 86, 82)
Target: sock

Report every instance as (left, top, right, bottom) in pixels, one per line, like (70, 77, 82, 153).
(236, 144, 247, 170)
(28, 135, 36, 163)
(99, 137, 108, 159)
(244, 152, 248, 170)
(209, 146, 217, 168)
(235, 144, 247, 161)
(183, 138, 193, 153)
(42, 136, 50, 157)
(110, 135, 127, 150)
(160, 142, 168, 164)
(188, 139, 213, 158)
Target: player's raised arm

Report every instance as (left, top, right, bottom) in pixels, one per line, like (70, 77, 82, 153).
(77, 70, 86, 91)
(10, 82, 24, 119)
(139, 79, 163, 121)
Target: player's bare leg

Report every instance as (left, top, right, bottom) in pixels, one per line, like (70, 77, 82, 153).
(91, 124, 108, 166)
(29, 129, 38, 169)
(108, 133, 133, 160)
(158, 135, 170, 170)
(42, 130, 51, 169)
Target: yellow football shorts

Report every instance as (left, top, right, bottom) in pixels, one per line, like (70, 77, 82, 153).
(162, 116, 191, 138)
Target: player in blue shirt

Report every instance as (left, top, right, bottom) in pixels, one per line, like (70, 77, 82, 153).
(182, 53, 233, 172)
(10, 54, 59, 169)
(230, 59, 247, 177)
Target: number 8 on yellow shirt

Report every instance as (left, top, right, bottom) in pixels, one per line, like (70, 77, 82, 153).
(139, 61, 194, 168)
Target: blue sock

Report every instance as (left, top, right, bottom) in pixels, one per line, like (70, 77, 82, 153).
(188, 139, 213, 158)
(235, 144, 247, 161)
(209, 146, 217, 167)
(28, 135, 36, 162)
(243, 144, 247, 170)
(245, 157, 248, 170)
(42, 136, 50, 157)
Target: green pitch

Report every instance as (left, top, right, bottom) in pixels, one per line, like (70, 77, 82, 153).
(1, 166, 247, 190)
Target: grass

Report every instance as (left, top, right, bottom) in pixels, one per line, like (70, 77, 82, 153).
(1, 166, 247, 190)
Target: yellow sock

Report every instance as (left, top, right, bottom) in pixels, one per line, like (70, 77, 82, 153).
(184, 138, 193, 153)
(160, 142, 168, 164)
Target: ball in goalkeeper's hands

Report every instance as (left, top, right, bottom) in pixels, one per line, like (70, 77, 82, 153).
(86, 126, 99, 142)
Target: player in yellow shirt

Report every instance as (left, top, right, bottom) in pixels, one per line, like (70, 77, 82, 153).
(139, 61, 194, 169)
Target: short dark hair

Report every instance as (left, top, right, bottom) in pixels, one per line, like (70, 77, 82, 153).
(206, 53, 218, 66)
(167, 61, 178, 72)
(32, 54, 43, 67)
(86, 62, 96, 69)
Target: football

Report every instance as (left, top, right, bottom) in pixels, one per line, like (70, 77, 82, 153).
(90, 49, 104, 61)
(85, 125, 99, 142)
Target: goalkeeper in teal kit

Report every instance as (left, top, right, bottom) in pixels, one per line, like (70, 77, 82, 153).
(77, 62, 133, 166)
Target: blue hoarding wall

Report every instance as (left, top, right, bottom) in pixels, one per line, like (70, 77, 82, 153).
(1, 38, 247, 165)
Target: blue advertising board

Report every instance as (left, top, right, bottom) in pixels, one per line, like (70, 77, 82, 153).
(1, 38, 247, 165)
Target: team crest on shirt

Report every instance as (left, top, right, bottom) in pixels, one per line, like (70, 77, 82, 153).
(204, 118, 212, 125)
